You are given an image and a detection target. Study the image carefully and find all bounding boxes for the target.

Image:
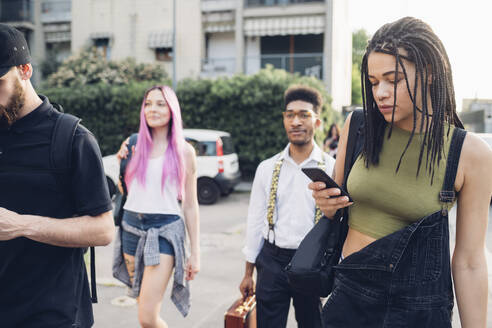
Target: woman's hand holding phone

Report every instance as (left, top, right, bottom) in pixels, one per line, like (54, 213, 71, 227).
(302, 168, 354, 219)
(308, 182, 353, 219)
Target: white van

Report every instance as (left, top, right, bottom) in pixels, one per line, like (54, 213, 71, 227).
(103, 129, 241, 205)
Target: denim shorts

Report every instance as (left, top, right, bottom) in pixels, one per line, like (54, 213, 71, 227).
(121, 210, 180, 256)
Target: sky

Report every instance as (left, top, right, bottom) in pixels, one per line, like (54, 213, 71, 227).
(348, 0, 492, 111)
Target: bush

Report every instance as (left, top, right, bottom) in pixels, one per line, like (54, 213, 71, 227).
(41, 80, 170, 156)
(41, 66, 339, 178)
(43, 48, 168, 88)
(177, 66, 339, 177)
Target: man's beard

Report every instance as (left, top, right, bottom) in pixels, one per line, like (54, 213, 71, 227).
(0, 80, 25, 128)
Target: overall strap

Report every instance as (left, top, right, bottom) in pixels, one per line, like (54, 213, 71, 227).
(266, 157, 284, 243)
(439, 128, 467, 213)
(266, 152, 328, 243)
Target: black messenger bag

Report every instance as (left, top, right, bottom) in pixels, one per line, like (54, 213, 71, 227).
(285, 110, 364, 297)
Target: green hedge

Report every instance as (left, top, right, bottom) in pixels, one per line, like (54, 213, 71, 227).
(41, 66, 339, 178)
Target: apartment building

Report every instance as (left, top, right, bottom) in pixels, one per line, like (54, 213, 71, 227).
(202, 0, 352, 111)
(71, 0, 202, 81)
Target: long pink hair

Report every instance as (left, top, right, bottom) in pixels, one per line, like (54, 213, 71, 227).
(124, 86, 186, 199)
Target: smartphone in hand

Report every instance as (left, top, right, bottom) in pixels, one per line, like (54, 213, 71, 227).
(301, 167, 353, 202)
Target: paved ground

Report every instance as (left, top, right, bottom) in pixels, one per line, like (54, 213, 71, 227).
(91, 184, 492, 327)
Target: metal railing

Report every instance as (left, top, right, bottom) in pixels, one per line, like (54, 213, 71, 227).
(0, 0, 33, 23)
(245, 53, 323, 79)
(245, 0, 323, 7)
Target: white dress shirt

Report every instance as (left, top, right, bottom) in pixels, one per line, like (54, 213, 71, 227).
(242, 143, 335, 263)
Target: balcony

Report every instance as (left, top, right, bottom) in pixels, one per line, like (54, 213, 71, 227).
(201, 57, 236, 77)
(245, 53, 323, 79)
(245, 0, 324, 7)
(0, 0, 33, 27)
(41, 0, 71, 23)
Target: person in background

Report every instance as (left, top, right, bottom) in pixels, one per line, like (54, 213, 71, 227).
(239, 85, 335, 328)
(323, 123, 340, 158)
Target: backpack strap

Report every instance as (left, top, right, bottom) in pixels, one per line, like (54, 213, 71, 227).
(50, 113, 80, 170)
(119, 133, 139, 196)
(51, 112, 101, 304)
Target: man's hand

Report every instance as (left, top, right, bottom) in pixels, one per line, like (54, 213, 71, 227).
(239, 275, 255, 300)
(0, 207, 22, 240)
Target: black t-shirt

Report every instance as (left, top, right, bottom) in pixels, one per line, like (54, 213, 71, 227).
(0, 96, 113, 328)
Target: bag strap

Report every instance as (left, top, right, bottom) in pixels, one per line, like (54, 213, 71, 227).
(343, 110, 364, 188)
(119, 133, 139, 196)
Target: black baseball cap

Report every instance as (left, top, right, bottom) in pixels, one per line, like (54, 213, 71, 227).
(0, 23, 31, 78)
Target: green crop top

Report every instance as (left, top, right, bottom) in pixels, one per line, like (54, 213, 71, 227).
(347, 125, 456, 239)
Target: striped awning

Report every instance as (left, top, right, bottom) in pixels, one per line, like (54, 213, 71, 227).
(148, 30, 173, 49)
(45, 31, 71, 43)
(90, 32, 113, 40)
(244, 15, 325, 36)
(204, 22, 235, 33)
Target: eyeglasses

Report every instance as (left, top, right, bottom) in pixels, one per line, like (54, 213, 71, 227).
(282, 110, 315, 121)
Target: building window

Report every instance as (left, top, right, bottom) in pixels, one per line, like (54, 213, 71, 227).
(94, 38, 111, 60)
(155, 48, 173, 62)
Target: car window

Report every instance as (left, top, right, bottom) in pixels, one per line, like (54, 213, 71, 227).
(221, 136, 235, 155)
(186, 138, 216, 156)
(201, 141, 217, 156)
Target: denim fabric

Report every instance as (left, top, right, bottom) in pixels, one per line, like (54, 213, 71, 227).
(121, 210, 179, 256)
(322, 128, 466, 328)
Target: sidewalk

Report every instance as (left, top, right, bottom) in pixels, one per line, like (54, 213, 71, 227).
(91, 191, 492, 327)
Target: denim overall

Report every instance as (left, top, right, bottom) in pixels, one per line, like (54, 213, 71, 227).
(322, 128, 466, 328)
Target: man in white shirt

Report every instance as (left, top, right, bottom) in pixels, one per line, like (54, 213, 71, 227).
(239, 85, 335, 328)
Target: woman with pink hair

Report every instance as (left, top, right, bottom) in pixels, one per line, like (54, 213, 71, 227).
(114, 85, 199, 327)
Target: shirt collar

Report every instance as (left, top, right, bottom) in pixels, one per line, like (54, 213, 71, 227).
(280, 142, 325, 166)
(9, 95, 53, 134)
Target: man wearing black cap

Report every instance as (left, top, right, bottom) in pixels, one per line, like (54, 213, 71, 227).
(0, 24, 114, 328)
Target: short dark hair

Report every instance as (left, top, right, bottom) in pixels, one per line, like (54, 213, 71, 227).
(284, 85, 323, 114)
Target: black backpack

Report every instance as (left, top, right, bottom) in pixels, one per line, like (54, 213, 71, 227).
(49, 104, 99, 304)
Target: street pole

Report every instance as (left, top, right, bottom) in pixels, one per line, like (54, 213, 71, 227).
(172, 0, 177, 90)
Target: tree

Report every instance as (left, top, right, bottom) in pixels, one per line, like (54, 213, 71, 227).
(351, 29, 370, 105)
(42, 48, 168, 88)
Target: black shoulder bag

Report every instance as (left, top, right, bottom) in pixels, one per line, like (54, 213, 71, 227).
(285, 110, 364, 297)
(113, 133, 138, 226)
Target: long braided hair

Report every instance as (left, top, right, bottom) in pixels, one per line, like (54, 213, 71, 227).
(360, 17, 463, 183)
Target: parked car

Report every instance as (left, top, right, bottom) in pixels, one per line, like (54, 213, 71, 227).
(102, 129, 241, 205)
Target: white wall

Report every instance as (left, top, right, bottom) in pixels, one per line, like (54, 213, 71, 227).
(208, 32, 235, 59)
(71, 0, 201, 80)
(245, 36, 260, 74)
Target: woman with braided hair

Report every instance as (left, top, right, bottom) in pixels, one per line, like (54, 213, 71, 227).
(309, 17, 491, 327)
